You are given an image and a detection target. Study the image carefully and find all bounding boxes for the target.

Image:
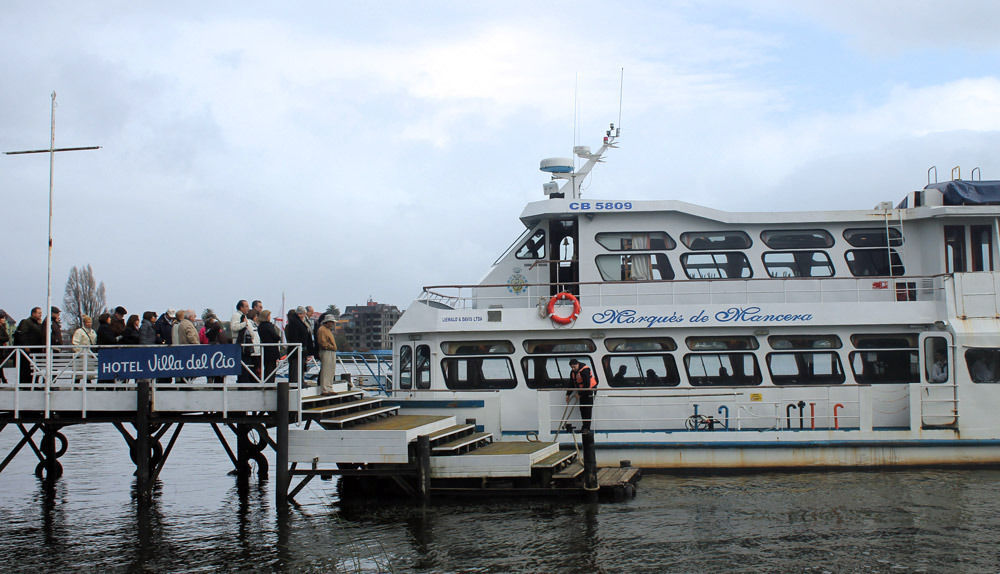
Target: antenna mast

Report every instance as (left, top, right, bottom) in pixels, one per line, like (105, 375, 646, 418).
(617, 67, 624, 134)
(539, 71, 624, 199)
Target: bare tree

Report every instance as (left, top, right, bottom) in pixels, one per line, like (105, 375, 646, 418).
(202, 308, 216, 321)
(63, 264, 107, 331)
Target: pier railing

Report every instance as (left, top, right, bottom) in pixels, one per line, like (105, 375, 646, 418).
(0, 343, 304, 418)
(420, 275, 945, 310)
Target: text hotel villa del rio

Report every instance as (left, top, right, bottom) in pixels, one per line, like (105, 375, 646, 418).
(98, 345, 242, 379)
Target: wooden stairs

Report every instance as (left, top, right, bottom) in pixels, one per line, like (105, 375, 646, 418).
(289, 389, 590, 487)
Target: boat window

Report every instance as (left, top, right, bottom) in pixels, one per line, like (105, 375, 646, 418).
(398, 345, 412, 389)
(415, 344, 431, 389)
(760, 229, 834, 249)
(521, 356, 597, 389)
(603, 354, 680, 387)
(441, 340, 514, 355)
(605, 337, 677, 352)
(849, 349, 918, 384)
(844, 249, 904, 276)
(945, 226, 967, 273)
(971, 225, 994, 271)
(843, 228, 903, 247)
(523, 339, 596, 354)
(850, 334, 917, 349)
(924, 337, 948, 383)
(596, 231, 676, 251)
(515, 229, 546, 260)
(848, 334, 917, 383)
(768, 335, 841, 350)
(596, 254, 674, 281)
(684, 353, 761, 386)
(687, 336, 758, 351)
(966, 348, 1000, 383)
(681, 252, 753, 279)
(767, 352, 845, 385)
(762, 251, 834, 278)
(441, 357, 517, 390)
(680, 231, 752, 250)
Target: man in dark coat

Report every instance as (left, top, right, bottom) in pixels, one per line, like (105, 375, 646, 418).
(285, 307, 314, 357)
(110, 306, 127, 341)
(13, 307, 44, 386)
(47, 306, 64, 346)
(0, 312, 10, 384)
(95, 313, 117, 346)
(139, 311, 157, 345)
(95, 313, 117, 384)
(154, 310, 175, 345)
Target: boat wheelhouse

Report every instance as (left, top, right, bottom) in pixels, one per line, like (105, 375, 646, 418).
(389, 125, 1000, 469)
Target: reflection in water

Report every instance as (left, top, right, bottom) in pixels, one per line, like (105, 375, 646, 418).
(3, 424, 1000, 572)
(37, 482, 61, 549)
(131, 494, 163, 571)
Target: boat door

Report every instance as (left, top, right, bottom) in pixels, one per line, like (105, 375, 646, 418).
(499, 386, 538, 437)
(919, 332, 957, 427)
(549, 218, 579, 296)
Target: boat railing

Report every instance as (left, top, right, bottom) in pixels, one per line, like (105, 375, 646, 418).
(420, 275, 946, 310)
(0, 343, 304, 418)
(546, 386, 865, 433)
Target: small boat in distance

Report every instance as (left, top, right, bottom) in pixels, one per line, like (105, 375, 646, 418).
(389, 123, 1000, 469)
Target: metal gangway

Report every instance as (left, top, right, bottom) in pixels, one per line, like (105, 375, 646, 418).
(335, 351, 393, 395)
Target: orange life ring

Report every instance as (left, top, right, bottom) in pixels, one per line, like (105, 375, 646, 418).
(547, 292, 581, 325)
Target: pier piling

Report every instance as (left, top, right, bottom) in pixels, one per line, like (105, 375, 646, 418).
(417, 435, 431, 500)
(276, 380, 289, 508)
(236, 423, 251, 481)
(135, 379, 152, 500)
(582, 430, 598, 502)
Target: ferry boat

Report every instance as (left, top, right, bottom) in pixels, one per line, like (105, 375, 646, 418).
(388, 124, 1000, 469)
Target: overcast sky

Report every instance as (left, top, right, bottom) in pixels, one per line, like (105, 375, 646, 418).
(4, 1, 1000, 322)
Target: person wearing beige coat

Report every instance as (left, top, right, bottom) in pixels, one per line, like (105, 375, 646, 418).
(177, 310, 199, 345)
(71, 315, 98, 383)
(317, 318, 337, 394)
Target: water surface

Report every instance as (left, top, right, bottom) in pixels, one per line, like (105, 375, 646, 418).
(1, 424, 997, 572)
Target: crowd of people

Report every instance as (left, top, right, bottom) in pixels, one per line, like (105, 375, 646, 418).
(0, 300, 340, 392)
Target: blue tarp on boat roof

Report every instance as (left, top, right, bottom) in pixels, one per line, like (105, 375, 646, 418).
(925, 180, 1000, 205)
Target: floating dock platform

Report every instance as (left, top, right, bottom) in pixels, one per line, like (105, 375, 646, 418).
(287, 390, 641, 501)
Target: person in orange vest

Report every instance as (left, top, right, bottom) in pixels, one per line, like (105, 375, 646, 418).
(567, 358, 596, 431)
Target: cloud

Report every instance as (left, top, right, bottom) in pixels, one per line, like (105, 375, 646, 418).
(4, 2, 1000, 321)
(778, 0, 1000, 53)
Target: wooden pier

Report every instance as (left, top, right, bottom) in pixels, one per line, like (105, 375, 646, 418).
(0, 345, 639, 507)
(285, 390, 641, 502)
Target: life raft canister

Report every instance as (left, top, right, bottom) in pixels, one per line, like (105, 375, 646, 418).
(547, 292, 580, 325)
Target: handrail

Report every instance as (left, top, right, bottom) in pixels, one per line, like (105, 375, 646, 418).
(541, 387, 865, 432)
(419, 275, 947, 309)
(423, 273, 950, 292)
(0, 343, 304, 418)
(336, 351, 393, 396)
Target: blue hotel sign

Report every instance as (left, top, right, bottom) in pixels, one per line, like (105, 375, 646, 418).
(97, 345, 241, 379)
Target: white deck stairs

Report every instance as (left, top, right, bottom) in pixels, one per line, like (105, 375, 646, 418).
(288, 389, 578, 481)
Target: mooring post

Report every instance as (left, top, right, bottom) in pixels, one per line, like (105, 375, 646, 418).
(582, 430, 598, 501)
(288, 346, 301, 399)
(276, 379, 289, 508)
(417, 434, 431, 500)
(135, 379, 152, 499)
(41, 424, 61, 481)
(236, 423, 250, 480)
